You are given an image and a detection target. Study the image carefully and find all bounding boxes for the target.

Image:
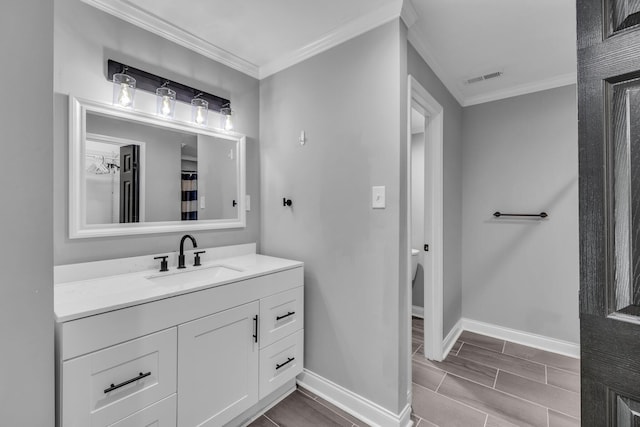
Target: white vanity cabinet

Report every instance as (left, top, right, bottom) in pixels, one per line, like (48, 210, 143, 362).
(56, 255, 303, 427)
(178, 302, 260, 426)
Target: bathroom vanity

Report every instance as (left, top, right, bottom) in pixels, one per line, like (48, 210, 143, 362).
(55, 244, 304, 427)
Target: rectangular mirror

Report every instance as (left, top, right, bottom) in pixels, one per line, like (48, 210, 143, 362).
(69, 96, 246, 238)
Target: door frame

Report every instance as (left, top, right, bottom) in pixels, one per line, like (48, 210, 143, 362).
(407, 75, 444, 361)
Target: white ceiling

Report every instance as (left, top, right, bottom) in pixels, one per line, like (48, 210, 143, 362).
(407, 0, 577, 106)
(82, 0, 577, 106)
(130, 0, 395, 67)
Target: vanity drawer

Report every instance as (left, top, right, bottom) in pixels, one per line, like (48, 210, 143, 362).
(109, 394, 176, 427)
(259, 329, 304, 399)
(61, 328, 177, 427)
(259, 286, 303, 348)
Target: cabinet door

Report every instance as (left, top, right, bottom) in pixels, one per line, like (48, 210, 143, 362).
(178, 301, 259, 427)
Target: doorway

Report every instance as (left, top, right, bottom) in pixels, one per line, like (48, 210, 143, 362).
(407, 75, 444, 363)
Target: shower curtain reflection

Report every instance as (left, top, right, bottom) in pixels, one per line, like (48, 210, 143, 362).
(181, 172, 198, 220)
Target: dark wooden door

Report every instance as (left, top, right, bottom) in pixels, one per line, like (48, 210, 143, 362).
(578, 1, 640, 424)
(119, 144, 140, 223)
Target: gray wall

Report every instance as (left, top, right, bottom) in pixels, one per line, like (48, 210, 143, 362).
(145, 137, 181, 222)
(407, 43, 464, 337)
(461, 85, 579, 343)
(198, 135, 238, 220)
(260, 20, 408, 414)
(54, 0, 260, 265)
(0, 1, 54, 424)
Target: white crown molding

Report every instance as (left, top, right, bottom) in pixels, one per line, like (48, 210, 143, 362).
(80, 0, 260, 78)
(463, 72, 578, 106)
(82, 0, 573, 105)
(407, 26, 466, 106)
(259, 0, 403, 79)
(400, 0, 418, 29)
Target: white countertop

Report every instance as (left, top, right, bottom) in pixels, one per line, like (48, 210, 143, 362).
(55, 253, 303, 323)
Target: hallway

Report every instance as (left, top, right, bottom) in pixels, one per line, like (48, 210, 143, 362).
(411, 318, 580, 427)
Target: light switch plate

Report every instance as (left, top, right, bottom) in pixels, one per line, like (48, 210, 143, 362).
(245, 195, 251, 211)
(372, 186, 385, 209)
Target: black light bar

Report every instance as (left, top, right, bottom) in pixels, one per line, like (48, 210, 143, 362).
(107, 59, 230, 112)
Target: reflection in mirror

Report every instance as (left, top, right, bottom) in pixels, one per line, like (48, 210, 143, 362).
(84, 112, 239, 225)
(197, 135, 239, 221)
(70, 97, 246, 238)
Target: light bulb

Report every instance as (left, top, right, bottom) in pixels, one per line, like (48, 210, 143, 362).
(224, 114, 233, 131)
(118, 83, 132, 107)
(191, 97, 208, 125)
(113, 73, 136, 108)
(161, 96, 172, 116)
(195, 106, 206, 125)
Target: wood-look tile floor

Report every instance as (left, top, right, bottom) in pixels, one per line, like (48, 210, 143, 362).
(411, 317, 580, 427)
(249, 387, 368, 427)
(250, 317, 580, 427)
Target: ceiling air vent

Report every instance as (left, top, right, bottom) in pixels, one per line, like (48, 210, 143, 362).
(465, 71, 503, 85)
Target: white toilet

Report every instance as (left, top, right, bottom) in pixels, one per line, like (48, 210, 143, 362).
(411, 248, 420, 280)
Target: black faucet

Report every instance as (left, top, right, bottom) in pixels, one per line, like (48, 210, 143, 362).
(178, 234, 197, 269)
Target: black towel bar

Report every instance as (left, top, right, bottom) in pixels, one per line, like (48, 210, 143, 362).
(493, 212, 548, 218)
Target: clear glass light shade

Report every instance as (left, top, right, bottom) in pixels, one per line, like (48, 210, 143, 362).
(156, 87, 176, 119)
(220, 107, 234, 131)
(112, 73, 136, 108)
(191, 98, 208, 126)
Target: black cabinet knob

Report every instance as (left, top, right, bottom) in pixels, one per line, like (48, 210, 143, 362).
(283, 198, 292, 207)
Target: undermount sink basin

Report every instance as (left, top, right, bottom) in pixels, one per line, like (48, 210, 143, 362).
(146, 265, 243, 286)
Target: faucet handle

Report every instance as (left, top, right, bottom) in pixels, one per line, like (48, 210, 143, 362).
(194, 251, 206, 267)
(153, 256, 169, 272)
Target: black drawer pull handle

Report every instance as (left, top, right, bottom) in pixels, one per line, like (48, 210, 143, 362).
(104, 371, 151, 394)
(276, 311, 295, 321)
(253, 315, 258, 343)
(276, 357, 295, 370)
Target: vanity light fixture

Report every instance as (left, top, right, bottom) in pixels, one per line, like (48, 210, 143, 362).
(107, 60, 231, 124)
(112, 69, 136, 109)
(191, 95, 208, 126)
(220, 104, 234, 131)
(156, 82, 176, 119)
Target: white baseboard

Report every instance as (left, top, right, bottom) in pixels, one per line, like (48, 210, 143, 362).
(441, 319, 463, 359)
(297, 370, 413, 427)
(461, 318, 580, 359)
(397, 403, 413, 427)
(411, 305, 424, 318)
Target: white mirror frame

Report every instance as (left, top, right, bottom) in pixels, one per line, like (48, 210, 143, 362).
(69, 96, 246, 239)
